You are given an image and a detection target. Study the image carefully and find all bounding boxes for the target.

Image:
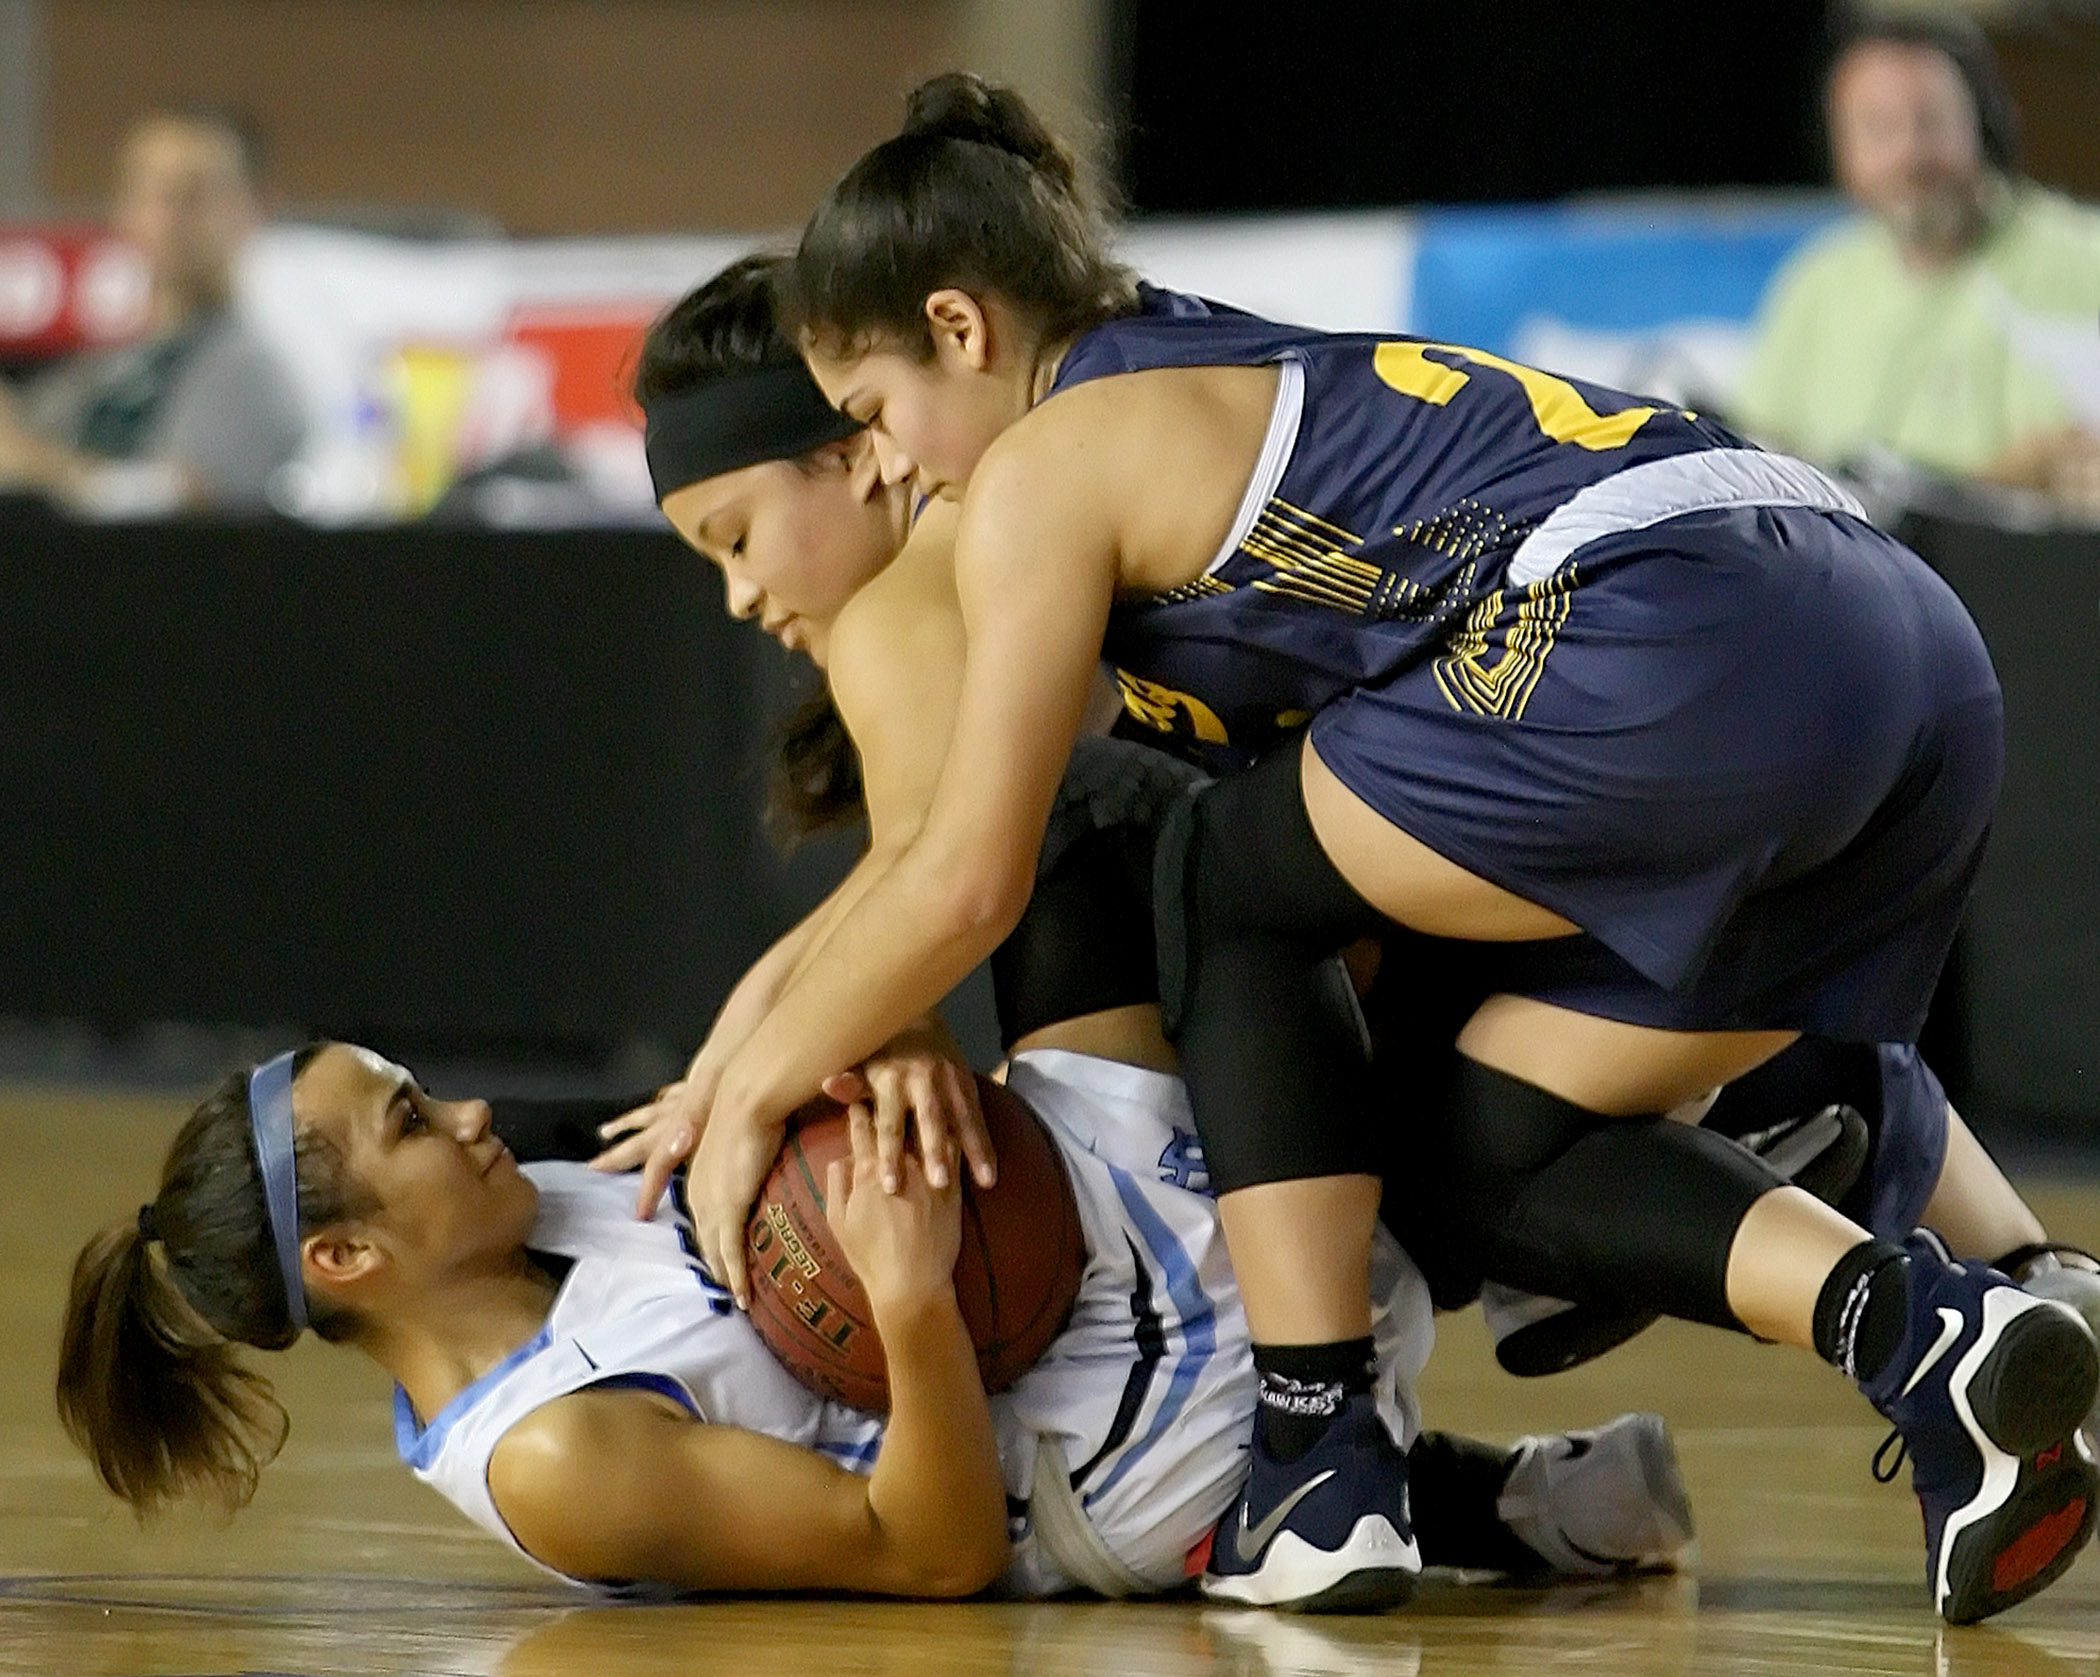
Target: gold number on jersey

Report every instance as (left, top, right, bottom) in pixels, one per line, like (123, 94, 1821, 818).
(1114, 668, 1230, 744)
(1372, 341, 1659, 451)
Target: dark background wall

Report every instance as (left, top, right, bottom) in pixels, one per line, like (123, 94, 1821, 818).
(0, 499, 892, 1084)
(1114, 0, 2100, 213)
(3, 499, 2093, 1136)
(1115, 0, 1832, 213)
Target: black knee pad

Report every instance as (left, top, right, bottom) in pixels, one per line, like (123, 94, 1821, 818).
(1153, 745, 1391, 1195)
(992, 823, 1159, 1047)
(1429, 1060, 1785, 1331)
(1153, 741, 1384, 1038)
(1173, 933, 1382, 1192)
(1495, 1119, 1782, 1330)
(992, 736, 1206, 1047)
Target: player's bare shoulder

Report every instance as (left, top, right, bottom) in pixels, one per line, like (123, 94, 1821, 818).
(992, 360, 1279, 595)
(490, 1385, 690, 1492)
(829, 499, 966, 688)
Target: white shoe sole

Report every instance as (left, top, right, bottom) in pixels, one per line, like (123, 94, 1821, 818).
(1202, 1515, 1422, 1611)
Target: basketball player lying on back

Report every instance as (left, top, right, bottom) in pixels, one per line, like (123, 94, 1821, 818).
(59, 1034, 1690, 1597)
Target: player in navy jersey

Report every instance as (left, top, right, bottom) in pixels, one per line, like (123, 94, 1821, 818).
(598, 253, 2096, 1419)
(608, 77, 2099, 1622)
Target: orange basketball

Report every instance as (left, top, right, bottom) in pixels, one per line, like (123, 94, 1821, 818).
(743, 1074, 1086, 1413)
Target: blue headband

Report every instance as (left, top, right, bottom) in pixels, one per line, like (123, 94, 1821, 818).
(248, 1050, 308, 1333)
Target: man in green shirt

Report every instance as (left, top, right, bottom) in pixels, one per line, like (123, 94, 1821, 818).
(1735, 16, 2100, 513)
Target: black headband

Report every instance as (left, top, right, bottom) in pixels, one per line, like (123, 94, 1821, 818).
(642, 363, 863, 503)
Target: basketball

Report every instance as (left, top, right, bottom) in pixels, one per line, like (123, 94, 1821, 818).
(744, 1073, 1086, 1413)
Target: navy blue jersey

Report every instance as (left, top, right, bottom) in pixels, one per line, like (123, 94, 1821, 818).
(1054, 287, 1748, 756)
(1045, 290, 1995, 1043)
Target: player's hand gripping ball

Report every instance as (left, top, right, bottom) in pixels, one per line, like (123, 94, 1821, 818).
(744, 1074, 1085, 1412)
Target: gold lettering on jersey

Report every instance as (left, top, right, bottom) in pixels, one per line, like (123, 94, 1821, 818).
(1433, 565, 1577, 720)
(1115, 668, 1229, 744)
(1245, 500, 1391, 615)
(1372, 342, 1470, 407)
(1374, 342, 1659, 451)
(763, 1204, 822, 1280)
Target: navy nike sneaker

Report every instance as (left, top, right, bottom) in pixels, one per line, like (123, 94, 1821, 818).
(1861, 1231, 2100, 1623)
(1201, 1392, 1421, 1612)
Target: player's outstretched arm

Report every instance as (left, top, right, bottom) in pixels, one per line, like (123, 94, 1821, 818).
(486, 1386, 1006, 1597)
(688, 414, 1121, 1301)
(823, 1101, 1007, 1589)
(599, 498, 984, 1207)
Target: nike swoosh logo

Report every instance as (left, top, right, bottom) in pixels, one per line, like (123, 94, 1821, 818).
(1900, 1308, 1966, 1399)
(1234, 1469, 1336, 1563)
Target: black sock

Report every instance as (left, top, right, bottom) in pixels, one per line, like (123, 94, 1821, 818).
(1253, 1338, 1375, 1463)
(1406, 1431, 1548, 1573)
(1811, 1239, 1909, 1382)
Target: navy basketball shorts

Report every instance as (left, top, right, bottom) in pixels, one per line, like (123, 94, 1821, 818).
(1307, 505, 2003, 1043)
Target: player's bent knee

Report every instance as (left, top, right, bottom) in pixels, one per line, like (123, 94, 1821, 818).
(1414, 1059, 1782, 1329)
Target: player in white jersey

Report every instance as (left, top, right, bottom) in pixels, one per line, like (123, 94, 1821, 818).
(412, 1045, 1431, 1596)
(60, 1035, 1691, 1600)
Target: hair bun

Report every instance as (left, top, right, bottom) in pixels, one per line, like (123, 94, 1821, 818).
(902, 72, 1076, 195)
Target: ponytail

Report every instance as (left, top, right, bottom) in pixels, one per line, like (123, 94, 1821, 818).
(54, 1046, 371, 1516)
(58, 1221, 287, 1514)
(789, 72, 1136, 358)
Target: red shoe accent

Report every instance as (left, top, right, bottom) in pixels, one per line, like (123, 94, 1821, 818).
(2036, 1444, 2063, 1470)
(1185, 1527, 1215, 1577)
(1991, 1498, 2089, 1593)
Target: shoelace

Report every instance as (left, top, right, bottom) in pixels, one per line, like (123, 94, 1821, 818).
(1872, 1428, 1908, 1484)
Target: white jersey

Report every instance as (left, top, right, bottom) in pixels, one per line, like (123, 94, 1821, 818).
(399, 1048, 1433, 1597)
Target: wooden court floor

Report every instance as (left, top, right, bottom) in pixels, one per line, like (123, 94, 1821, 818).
(4, 1084, 2097, 1677)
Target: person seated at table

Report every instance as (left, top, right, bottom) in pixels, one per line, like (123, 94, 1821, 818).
(0, 103, 305, 515)
(1733, 13, 2100, 515)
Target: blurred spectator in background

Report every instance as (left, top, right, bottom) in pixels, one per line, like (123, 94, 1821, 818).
(0, 104, 304, 516)
(1735, 12, 2100, 515)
